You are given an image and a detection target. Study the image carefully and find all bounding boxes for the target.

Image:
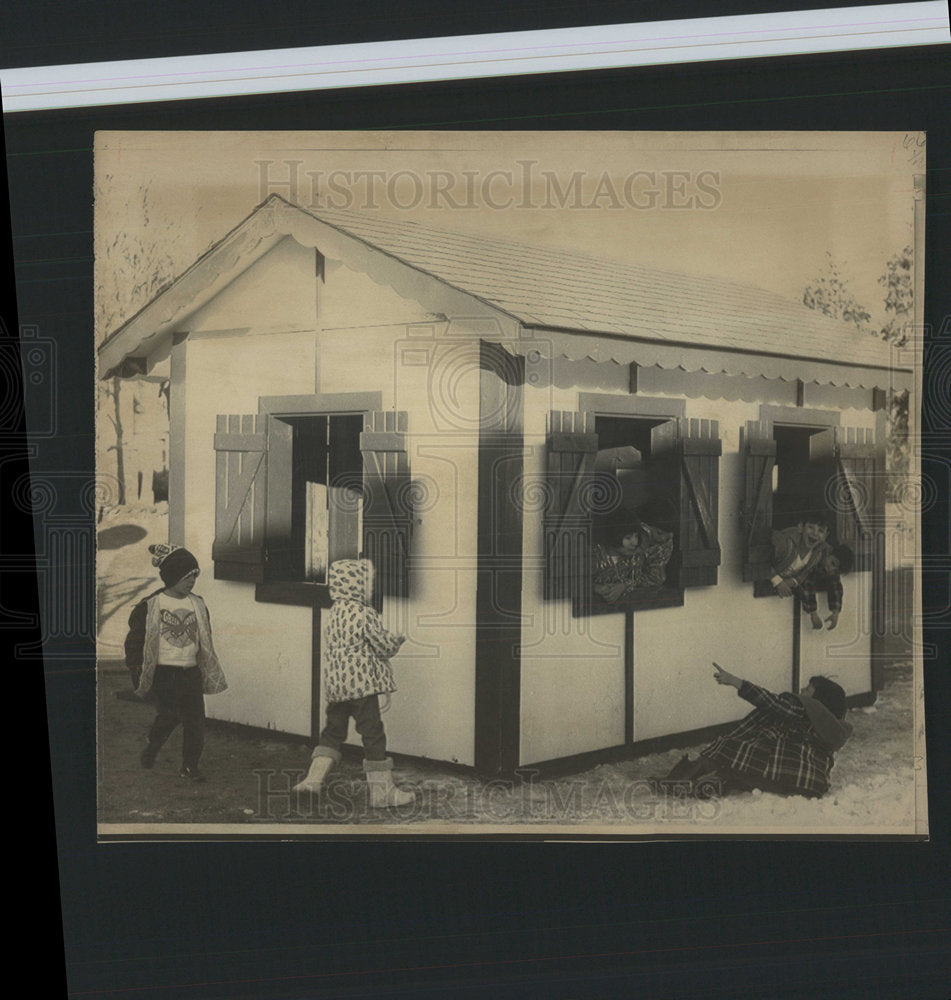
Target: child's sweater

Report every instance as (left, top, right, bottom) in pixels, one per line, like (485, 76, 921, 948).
(124, 588, 228, 698)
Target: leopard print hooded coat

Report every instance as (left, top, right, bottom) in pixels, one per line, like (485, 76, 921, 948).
(323, 559, 401, 702)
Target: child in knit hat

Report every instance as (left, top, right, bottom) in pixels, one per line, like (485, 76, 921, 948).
(124, 543, 227, 781)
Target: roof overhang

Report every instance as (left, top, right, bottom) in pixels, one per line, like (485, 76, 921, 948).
(513, 327, 912, 393)
(98, 210, 288, 378)
(98, 195, 912, 396)
(97, 196, 517, 378)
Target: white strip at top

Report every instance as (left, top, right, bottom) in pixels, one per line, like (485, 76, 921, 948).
(1, 3, 948, 113)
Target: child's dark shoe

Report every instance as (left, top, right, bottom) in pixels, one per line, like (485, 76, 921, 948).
(664, 755, 694, 781)
(140, 746, 157, 769)
(666, 756, 719, 783)
(179, 766, 206, 783)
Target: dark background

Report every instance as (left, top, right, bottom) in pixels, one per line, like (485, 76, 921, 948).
(0, 0, 926, 67)
(2, 3, 949, 997)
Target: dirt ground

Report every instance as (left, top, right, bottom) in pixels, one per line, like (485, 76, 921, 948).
(97, 659, 920, 833)
(96, 505, 923, 835)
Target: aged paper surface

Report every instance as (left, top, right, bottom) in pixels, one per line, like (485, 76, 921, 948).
(95, 131, 926, 839)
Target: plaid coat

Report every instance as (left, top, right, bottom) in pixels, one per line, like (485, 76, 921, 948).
(593, 523, 674, 602)
(700, 681, 851, 797)
(797, 571, 844, 614)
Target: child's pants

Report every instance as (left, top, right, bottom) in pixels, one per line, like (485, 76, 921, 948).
(147, 665, 205, 768)
(319, 694, 386, 760)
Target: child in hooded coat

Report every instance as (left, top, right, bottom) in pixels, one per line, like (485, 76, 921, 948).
(292, 558, 414, 807)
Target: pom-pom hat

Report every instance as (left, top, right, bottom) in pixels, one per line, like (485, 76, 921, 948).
(149, 543, 199, 587)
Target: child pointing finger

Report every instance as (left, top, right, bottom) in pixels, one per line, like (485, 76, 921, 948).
(712, 662, 741, 689)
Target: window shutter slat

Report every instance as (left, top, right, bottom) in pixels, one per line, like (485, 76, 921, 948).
(680, 425, 721, 587)
(741, 420, 777, 582)
(213, 413, 267, 581)
(544, 410, 596, 611)
(361, 410, 411, 600)
(823, 426, 879, 571)
(652, 417, 722, 588)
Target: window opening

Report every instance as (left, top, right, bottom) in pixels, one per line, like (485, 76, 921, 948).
(749, 421, 837, 598)
(589, 415, 681, 613)
(270, 413, 364, 582)
(772, 424, 829, 529)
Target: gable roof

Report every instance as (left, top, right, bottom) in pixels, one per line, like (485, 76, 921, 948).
(99, 194, 901, 381)
(307, 203, 898, 371)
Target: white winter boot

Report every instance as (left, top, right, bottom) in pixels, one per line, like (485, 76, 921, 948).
(364, 757, 415, 808)
(292, 746, 340, 795)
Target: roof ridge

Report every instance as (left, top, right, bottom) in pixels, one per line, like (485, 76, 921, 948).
(294, 199, 850, 320)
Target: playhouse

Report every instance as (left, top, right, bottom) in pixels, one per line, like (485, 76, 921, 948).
(99, 194, 912, 775)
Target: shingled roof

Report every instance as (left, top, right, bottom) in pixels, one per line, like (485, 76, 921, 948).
(307, 201, 896, 370)
(101, 194, 901, 378)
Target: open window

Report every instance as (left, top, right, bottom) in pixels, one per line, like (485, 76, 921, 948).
(265, 413, 364, 583)
(741, 418, 878, 594)
(545, 410, 720, 616)
(213, 407, 411, 605)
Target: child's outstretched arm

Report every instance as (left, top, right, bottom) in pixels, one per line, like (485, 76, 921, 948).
(712, 662, 742, 689)
(773, 578, 795, 598)
(825, 576, 843, 629)
(799, 580, 823, 629)
(768, 530, 795, 597)
(714, 662, 803, 720)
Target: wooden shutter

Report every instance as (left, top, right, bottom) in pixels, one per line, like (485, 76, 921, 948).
(810, 425, 879, 570)
(361, 410, 411, 601)
(651, 418, 722, 588)
(212, 414, 267, 582)
(740, 420, 777, 582)
(544, 410, 598, 610)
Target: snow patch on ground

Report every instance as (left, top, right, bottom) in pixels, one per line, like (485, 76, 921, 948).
(97, 505, 925, 835)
